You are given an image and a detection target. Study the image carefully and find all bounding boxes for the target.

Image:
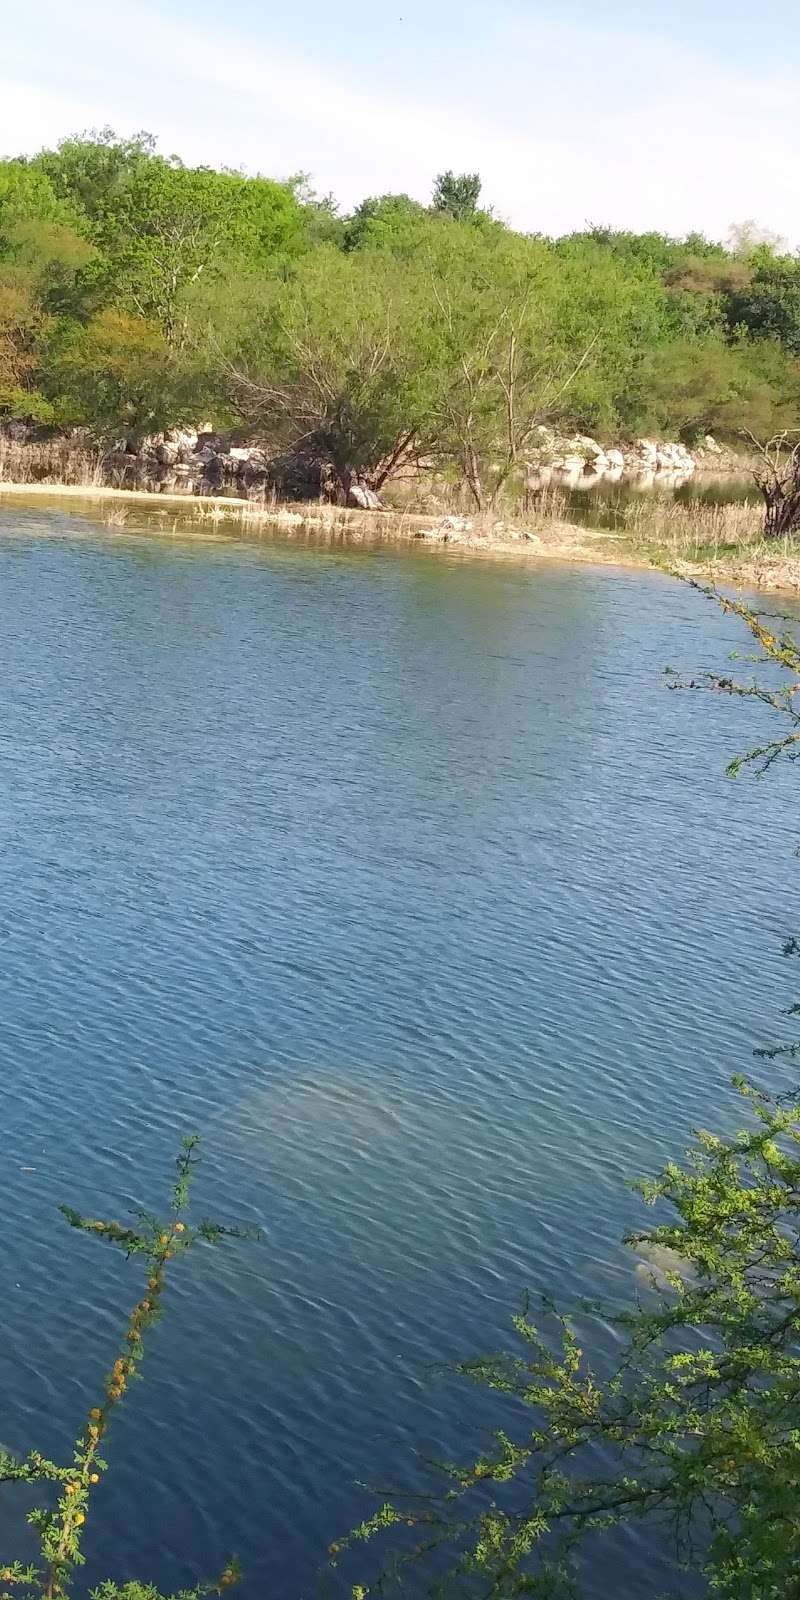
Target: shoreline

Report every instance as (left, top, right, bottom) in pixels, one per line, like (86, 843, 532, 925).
(0, 478, 649, 569)
(0, 479, 798, 594)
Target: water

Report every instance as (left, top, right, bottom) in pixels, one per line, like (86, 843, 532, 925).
(554, 470, 758, 531)
(0, 501, 797, 1598)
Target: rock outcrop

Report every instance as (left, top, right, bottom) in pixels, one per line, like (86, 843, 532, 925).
(103, 433, 390, 507)
(525, 427, 703, 489)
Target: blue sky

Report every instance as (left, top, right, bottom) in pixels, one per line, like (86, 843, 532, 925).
(2, 0, 798, 241)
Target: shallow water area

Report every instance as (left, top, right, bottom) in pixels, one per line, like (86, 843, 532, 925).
(0, 499, 796, 1598)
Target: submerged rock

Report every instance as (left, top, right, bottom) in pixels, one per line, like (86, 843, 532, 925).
(631, 1237, 697, 1290)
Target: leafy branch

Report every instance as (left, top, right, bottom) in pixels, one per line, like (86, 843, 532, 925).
(0, 1139, 257, 1600)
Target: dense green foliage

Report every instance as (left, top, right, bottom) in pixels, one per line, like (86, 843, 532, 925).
(2, 128, 800, 497)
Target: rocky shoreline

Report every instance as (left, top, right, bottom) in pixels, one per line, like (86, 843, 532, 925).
(523, 426, 740, 493)
(0, 423, 750, 507)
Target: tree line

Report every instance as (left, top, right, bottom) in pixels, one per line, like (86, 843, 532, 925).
(2, 129, 800, 504)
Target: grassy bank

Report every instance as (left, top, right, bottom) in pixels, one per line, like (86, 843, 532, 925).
(616, 495, 800, 591)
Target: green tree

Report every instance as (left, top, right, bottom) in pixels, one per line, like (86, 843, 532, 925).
(432, 171, 483, 221)
(224, 246, 433, 498)
(105, 161, 303, 347)
(343, 194, 428, 254)
(0, 171, 95, 420)
(46, 309, 200, 442)
(289, 176, 346, 249)
(28, 133, 305, 347)
(422, 229, 666, 506)
(30, 129, 156, 228)
(725, 256, 800, 355)
(0, 160, 85, 235)
(345, 1079, 800, 1598)
(619, 335, 800, 443)
(0, 275, 51, 419)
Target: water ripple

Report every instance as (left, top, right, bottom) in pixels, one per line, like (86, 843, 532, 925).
(0, 508, 796, 1597)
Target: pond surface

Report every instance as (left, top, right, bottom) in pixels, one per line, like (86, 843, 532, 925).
(553, 470, 758, 530)
(0, 503, 796, 1598)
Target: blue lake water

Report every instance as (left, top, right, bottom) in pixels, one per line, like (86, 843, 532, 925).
(0, 501, 797, 1598)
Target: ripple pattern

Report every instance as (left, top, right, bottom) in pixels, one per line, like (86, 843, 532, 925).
(0, 506, 796, 1597)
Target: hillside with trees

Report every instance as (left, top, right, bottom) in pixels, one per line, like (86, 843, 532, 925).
(1, 129, 800, 503)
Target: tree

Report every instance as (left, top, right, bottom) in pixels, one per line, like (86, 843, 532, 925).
(288, 176, 346, 249)
(727, 220, 789, 258)
(46, 309, 200, 442)
(0, 163, 97, 421)
(618, 336, 800, 444)
(724, 257, 800, 356)
(31, 128, 157, 224)
(0, 275, 50, 419)
(744, 431, 800, 540)
(223, 246, 432, 499)
(341, 587, 800, 1600)
(0, 161, 85, 235)
(431, 171, 483, 222)
(344, 1079, 800, 1598)
(105, 161, 304, 348)
(343, 194, 428, 254)
(423, 230, 666, 507)
(29, 133, 305, 347)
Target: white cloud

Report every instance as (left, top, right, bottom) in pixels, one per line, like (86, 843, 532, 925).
(1, 0, 798, 243)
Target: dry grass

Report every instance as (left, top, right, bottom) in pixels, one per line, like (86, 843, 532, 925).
(616, 495, 800, 592)
(5, 472, 800, 590)
(0, 438, 105, 487)
(188, 499, 433, 541)
(620, 497, 764, 559)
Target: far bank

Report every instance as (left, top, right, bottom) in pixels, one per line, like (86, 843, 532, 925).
(0, 478, 798, 594)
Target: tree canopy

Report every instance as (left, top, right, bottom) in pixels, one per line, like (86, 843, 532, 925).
(3, 129, 800, 497)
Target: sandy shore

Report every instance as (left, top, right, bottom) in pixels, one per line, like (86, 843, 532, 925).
(1, 479, 799, 593)
(0, 478, 635, 558)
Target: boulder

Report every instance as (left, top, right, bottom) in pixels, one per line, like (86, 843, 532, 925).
(574, 434, 605, 460)
(633, 1239, 696, 1290)
(1, 418, 29, 443)
(634, 438, 659, 461)
(166, 427, 199, 453)
(347, 484, 383, 510)
(201, 454, 226, 490)
(417, 515, 473, 543)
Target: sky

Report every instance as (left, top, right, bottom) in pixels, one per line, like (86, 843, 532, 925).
(1, 0, 798, 243)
